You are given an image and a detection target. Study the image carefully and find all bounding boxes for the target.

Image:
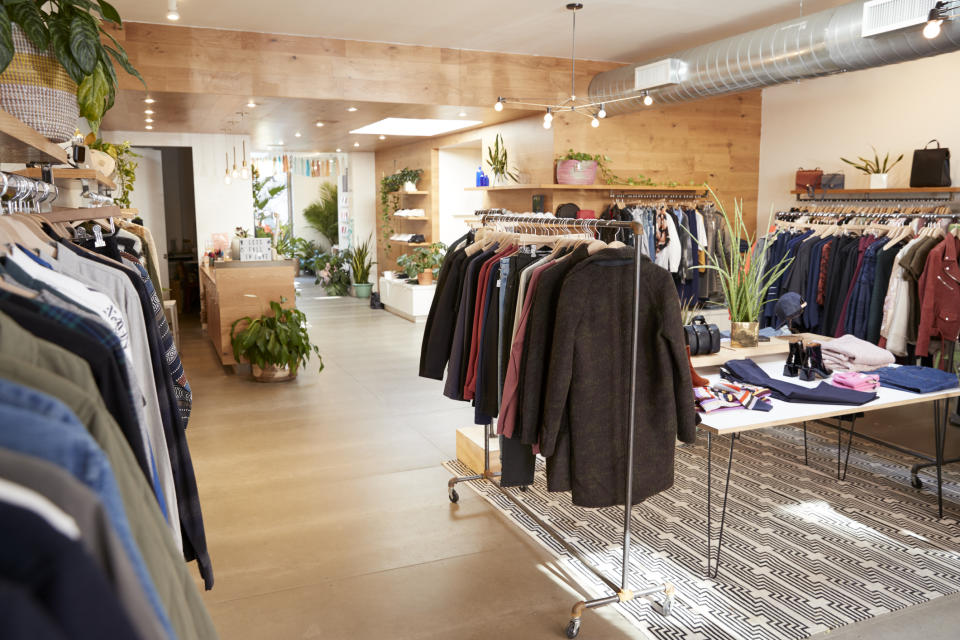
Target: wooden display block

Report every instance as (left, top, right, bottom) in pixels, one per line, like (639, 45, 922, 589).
(456, 426, 500, 475)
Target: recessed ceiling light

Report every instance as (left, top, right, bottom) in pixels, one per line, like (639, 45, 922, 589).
(144, 97, 155, 104)
(347, 106, 358, 112)
(353, 142, 360, 147)
(145, 118, 154, 123)
(335, 148, 342, 152)
(247, 100, 257, 108)
(277, 139, 285, 145)
(378, 135, 386, 140)
(144, 109, 154, 115)
(315, 121, 324, 127)
(350, 117, 482, 137)
(458, 110, 467, 117)
(145, 125, 153, 130)
(166, 0, 179, 21)
(295, 131, 301, 138)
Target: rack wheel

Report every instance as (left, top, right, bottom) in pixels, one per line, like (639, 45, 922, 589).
(565, 619, 581, 638)
(449, 488, 459, 503)
(911, 475, 923, 489)
(519, 485, 529, 492)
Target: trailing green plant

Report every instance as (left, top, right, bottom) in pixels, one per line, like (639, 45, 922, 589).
(840, 147, 904, 175)
(396, 242, 446, 279)
(230, 298, 323, 374)
(0, 1, 145, 132)
(486, 133, 519, 182)
(252, 165, 286, 229)
(379, 167, 423, 249)
(695, 187, 793, 323)
(314, 250, 351, 296)
(302, 182, 338, 245)
(348, 235, 375, 285)
(86, 136, 138, 207)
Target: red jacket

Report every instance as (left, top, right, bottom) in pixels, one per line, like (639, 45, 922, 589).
(916, 235, 960, 357)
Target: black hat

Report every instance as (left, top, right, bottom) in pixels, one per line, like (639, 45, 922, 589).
(775, 293, 806, 329)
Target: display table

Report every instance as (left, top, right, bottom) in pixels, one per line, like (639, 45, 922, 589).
(378, 277, 436, 322)
(200, 260, 296, 366)
(698, 358, 960, 577)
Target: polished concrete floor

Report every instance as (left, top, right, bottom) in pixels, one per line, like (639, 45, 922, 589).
(180, 282, 960, 639)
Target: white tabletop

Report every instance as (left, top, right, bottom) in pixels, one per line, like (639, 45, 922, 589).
(697, 360, 960, 435)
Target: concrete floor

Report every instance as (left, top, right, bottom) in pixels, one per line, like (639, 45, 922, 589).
(180, 283, 960, 639)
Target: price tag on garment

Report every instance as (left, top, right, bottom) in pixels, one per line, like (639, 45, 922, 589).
(92, 225, 106, 248)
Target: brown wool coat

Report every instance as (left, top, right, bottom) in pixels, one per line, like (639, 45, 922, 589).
(540, 248, 698, 507)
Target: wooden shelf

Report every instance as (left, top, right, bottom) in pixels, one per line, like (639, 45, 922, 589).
(393, 215, 429, 221)
(394, 240, 429, 247)
(14, 167, 116, 190)
(0, 108, 67, 164)
(399, 190, 429, 195)
(790, 187, 960, 195)
(466, 183, 707, 192)
(37, 205, 133, 224)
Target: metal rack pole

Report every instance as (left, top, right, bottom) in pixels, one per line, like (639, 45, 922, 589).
(444, 213, 677, 639)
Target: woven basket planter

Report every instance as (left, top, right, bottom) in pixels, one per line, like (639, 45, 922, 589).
(556, 159, 597, 185)
(0, 25, 79, 142)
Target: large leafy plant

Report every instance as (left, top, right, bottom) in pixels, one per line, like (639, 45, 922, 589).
(252, 165, 286, 228)
(379, 167, 422, 249)
(486, 133, 519, 182)
(396, 242, 446, 279)
(696, 187, 793, 323)
(87, 136, 138, 207)
(0, 1, 145, 132)
(313, 250, 351, 296)
(230, 299, 323, 374)
(302, 182, 338, 246)
(840, 147, 904, 175)
(348, 235, 374, 285)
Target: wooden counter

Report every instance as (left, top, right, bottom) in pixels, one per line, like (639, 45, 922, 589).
(200, 260, 296, 366)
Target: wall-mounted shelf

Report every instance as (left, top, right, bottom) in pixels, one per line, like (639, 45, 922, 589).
(790, 187, 960, 195)
(0, 108, 67, 165)
(394, 241, 429, 247)
(399, 190, 429, 195)
(37, 205, 132, 224)
(466, 184, 707, 192)
(14, 167, 116, 190)
(791, 186, 960, 202)
(393, 215, 429, 221)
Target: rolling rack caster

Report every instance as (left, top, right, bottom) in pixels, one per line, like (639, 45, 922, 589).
(565, 583, 675, 638)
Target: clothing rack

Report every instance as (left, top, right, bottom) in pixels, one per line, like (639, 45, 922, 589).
(446, 212, 675, 638)
(607, 189, 709, 201)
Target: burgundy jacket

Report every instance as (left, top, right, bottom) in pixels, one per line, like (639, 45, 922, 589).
(916, 235, 960, 357)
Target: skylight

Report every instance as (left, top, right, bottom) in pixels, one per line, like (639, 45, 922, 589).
(350, 118, 482, 137)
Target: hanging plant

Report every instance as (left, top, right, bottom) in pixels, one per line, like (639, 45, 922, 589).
(379, 167, 422, 250)
(87, 136, 139, 208)
(0, 1, 146, 132)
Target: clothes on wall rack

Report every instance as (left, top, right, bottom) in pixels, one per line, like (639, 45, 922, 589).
(0, 206, 217, 640)
(420, 212, 697, 507)
(764, 207, 960, 364)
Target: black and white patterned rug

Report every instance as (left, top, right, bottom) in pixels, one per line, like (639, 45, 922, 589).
(445, 424, 960, 639)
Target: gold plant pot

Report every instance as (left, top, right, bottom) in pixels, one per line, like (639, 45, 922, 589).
(730, 322, 759, 349)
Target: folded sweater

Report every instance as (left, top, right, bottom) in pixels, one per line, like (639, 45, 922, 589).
(821, 334, 895, 372)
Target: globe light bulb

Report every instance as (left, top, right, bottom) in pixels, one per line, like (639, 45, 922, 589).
(923, 19, 943, 39)
(591, 117, 600, 128)
(544, 110, 553, 124)
(643, 94, 654, 106)
(597, 105, 606, 119)
(224, 174, 232, 185)
(543, 119, 552, 130)
(494, 98, 504, 112)
(241, 166, 250, 180)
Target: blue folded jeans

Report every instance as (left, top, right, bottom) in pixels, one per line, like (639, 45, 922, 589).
(867, 366, 959, 394)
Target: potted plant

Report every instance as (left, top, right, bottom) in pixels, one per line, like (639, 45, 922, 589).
(302, 182, 338, 249)
(294, 237, 321, 275)
(348, 235, 375, 298)
(0, 2, 144, 140)
(379, 167, 423, 249)
(486, 134, 519, 186)
(397, 242, 446, 285)
(841, 147, 904, 189)
(314, 250, 352, 296)
(697, 188, 793, 348)
(556, 149, 608, 185)
(230, 298, 323, 382)
(86, 137, 139, 207)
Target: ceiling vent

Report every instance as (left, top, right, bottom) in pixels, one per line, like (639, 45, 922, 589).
(861, 0, 938, 36)
(633, 58, 685, 92)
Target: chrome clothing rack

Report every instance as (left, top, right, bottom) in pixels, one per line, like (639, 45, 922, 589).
(445, 211, 676, 638)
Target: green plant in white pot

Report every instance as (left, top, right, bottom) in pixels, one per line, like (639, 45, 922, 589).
(840, 147, 903, 190)
(348, 236, 375, 299)
(486, 134, 519, 186)
(0, 1, 145, 141)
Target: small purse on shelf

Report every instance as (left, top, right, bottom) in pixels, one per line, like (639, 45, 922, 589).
(820, 172, 845, 190)
(684, 315, 721, 356)
(795, 167, 823, 192)
(910, 139, 951, 187)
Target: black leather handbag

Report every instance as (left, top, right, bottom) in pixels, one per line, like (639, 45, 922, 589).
(910, 139, 951, 188)
(683, 315, 721, 356)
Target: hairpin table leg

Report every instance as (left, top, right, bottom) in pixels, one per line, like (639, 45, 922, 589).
(839, 416, 857, 481)
(802, 421, 809, 466)
(706, 432, 736, 579)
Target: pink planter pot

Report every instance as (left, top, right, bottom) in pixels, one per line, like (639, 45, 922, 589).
(556, 160, 598, 185)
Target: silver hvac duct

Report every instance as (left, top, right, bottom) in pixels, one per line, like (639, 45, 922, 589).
(588, 0, 960, 115)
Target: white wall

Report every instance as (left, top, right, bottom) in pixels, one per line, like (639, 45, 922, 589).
(438, 147, 483, 245)
(290, 174, 336, 250)
(99, 131, 253, 258)
(347, 152, 378, 282)
(758, 51, 960, 221)
(128, 148, 169, 289)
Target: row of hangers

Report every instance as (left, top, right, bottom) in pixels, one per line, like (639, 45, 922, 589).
(773, 209, 959, 251)
(469, 212, 628, 257)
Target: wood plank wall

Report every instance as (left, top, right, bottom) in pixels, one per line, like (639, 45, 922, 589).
(374, 91, 763, 271)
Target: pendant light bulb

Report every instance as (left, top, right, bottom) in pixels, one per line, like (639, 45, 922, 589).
(597, 105, 606, 119)
(543, 109, 553, 124)
(494, 97, 504, 112)
(923, 18, 943, 39)
(643, 93, 654, 106)
(224, 153, 232, 185)
(240, 140, 250, 179)
(590, 117, 599, 128)
(543, 119, 552, 130)
(167, 0, 180, 21)
(224, 173, 232, 185)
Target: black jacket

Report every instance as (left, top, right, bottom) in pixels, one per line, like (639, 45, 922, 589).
(419, 232, 472, 379)
(539, 248, 697, 507)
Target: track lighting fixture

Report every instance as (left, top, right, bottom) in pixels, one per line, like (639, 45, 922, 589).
(923, 1, 959, 38)
(167, 0, 180, 21)
(643, 92, 654, 106)
(494, 97, 504, 112)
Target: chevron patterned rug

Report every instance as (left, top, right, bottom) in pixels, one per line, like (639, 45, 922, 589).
(445, 424, 960, 639)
